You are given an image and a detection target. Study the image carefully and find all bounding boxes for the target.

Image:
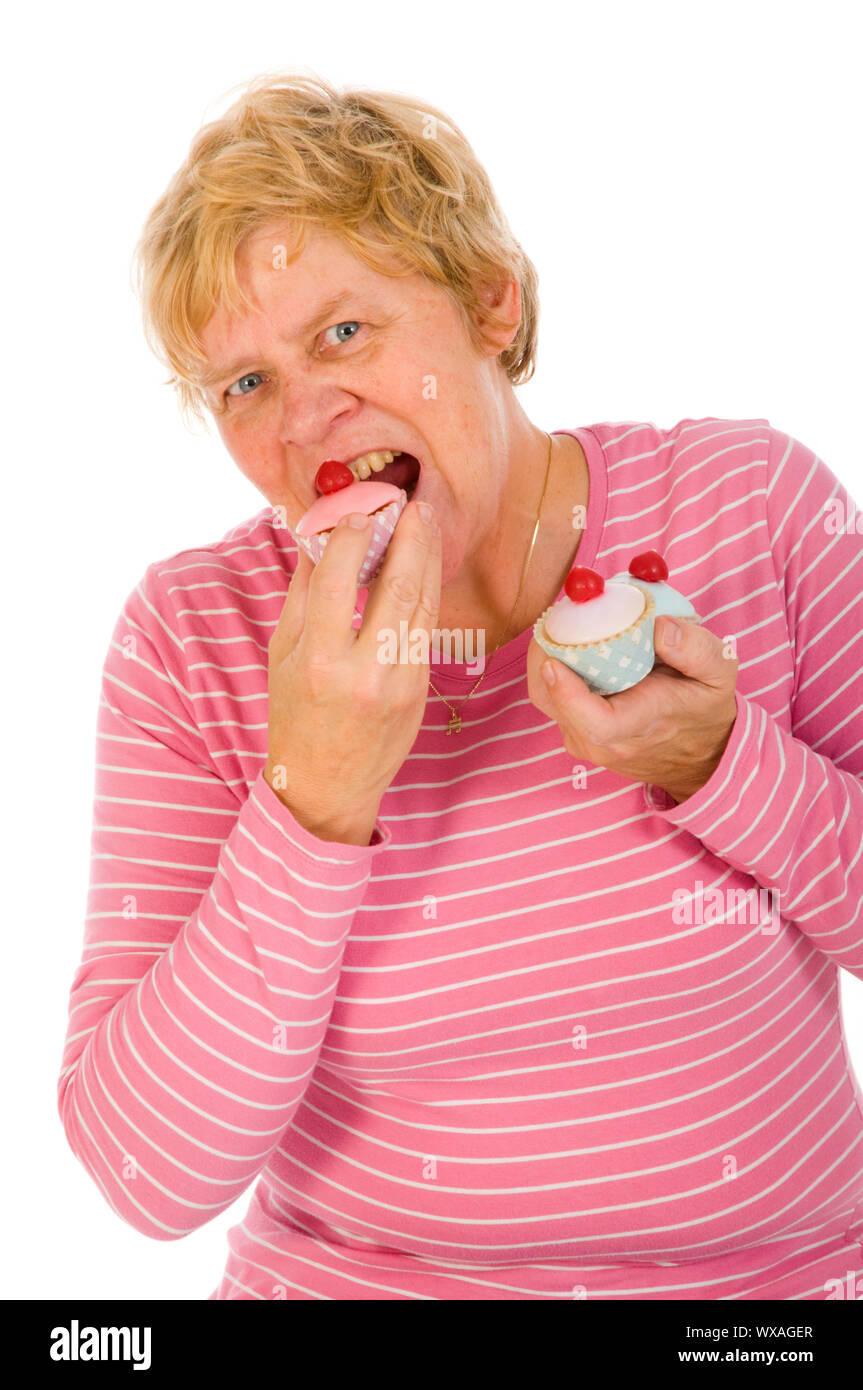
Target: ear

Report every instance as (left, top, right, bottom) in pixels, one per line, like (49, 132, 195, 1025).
(473, 275, 521, 355)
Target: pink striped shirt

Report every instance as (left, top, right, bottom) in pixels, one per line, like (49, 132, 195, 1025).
(57, 417, 863, 1300)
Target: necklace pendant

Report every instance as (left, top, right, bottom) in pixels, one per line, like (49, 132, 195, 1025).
(446, 711, 463, 735)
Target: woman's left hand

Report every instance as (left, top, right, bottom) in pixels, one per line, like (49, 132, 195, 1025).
(526, 616, 739, 804)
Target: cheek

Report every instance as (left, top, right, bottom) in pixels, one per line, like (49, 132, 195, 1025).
(218, 418, 287, 497)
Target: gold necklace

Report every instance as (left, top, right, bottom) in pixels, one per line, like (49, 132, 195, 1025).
(428, 431, 554, 735)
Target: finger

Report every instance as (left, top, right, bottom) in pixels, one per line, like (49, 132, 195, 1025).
(300, 513, 375, 661)
(536, 652, 615, 742)
(411, 510, 442, 640)
(653, 617, 736, 689)
(358, 501, 439, 645)
(269, 547, 314, 668)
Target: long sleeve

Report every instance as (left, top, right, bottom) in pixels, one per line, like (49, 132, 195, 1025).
(56, 563, 390, 1240)
(643, 424, 863, 979)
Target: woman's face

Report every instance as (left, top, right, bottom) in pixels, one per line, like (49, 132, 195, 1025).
(197, 223, 520, 588)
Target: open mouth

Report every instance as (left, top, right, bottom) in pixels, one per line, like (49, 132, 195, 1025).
(370, 452, 421, 499)
(337, 448, 422, 500)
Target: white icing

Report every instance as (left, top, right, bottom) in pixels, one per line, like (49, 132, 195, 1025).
(545, 581, 645, 644)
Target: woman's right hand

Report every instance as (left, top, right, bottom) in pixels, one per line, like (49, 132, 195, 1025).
(264, 500, 442, 844)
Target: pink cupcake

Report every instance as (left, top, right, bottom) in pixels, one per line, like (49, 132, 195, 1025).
(293, 463, 407, 587)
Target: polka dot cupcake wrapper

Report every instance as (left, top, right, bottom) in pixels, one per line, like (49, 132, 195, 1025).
(533, 588, 658, 695)
(294, 492, 407, 587)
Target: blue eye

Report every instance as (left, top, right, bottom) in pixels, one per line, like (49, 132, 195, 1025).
(226, 371, 266, 397)
(323, 321, 361, 345)
(222, 323, 361, 401)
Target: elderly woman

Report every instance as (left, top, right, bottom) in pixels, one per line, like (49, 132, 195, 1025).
(57, 73, 863, 1302)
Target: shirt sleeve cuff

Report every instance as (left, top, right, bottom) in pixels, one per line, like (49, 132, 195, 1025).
(251, 769, 392, 860)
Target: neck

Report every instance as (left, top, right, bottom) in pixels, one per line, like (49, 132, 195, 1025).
(436, 427, 588, 655)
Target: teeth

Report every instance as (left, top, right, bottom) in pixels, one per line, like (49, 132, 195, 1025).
(347, 448, 403, 481)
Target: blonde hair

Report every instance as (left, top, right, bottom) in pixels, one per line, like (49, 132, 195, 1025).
(132, 71, 540, 425)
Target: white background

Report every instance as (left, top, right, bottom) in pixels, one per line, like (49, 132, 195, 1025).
(2, 0, 862, 1299)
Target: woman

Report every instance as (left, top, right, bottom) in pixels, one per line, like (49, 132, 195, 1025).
(57, 73, 863, 1301)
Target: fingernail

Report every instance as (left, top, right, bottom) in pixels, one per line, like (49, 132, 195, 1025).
(541, 661, 556, 687)
(417, 501, 434, 526)
(663, 617, 681, 645)
(343, 512, 369, 530)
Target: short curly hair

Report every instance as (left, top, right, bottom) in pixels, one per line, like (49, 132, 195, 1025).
(132, 70, 540, 425)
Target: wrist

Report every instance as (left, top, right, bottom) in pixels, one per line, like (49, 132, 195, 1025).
(263, 760, 380, 846)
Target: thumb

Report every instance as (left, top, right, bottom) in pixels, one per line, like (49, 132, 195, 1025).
(269, 547, 314, 668)
(653, 616, 735, 689)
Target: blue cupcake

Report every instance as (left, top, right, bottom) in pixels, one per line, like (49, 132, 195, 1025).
(533, 551, 699, 696)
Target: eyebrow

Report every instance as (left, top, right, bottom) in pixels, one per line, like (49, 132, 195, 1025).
(197, 289, 360, 388)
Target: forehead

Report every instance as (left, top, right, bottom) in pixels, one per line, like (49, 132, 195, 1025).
(238, 221, 382, 283)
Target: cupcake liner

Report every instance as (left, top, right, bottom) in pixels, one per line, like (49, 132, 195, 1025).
(294, 492, 407, 586)
(533, 587, 658, 695)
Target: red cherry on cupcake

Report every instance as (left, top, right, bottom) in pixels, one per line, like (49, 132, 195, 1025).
(565, 566, 604, 603)
(629, 550, 668, 583)
(315, 460, 355, 495)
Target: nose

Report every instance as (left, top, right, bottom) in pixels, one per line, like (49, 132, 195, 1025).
(277, 375, 362, 455)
